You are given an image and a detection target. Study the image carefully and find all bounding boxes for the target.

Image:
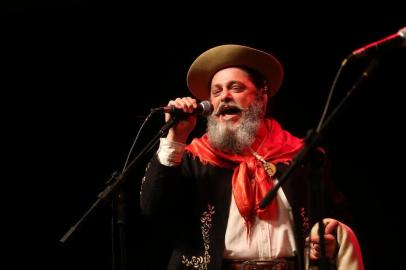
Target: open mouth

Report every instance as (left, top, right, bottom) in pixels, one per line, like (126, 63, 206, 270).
(215, 105, 243, 120)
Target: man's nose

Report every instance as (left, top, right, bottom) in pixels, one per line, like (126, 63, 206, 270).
(220, 89, 232, 102)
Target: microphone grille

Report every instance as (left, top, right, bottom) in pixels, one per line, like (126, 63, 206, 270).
(399, 26, 406, 38)
(200, 100, 213, 117)
(399, 27, 406, 48)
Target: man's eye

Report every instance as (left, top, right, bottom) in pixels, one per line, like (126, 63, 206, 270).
(211, 89, 221, 96)
(231, 85, 243, 91)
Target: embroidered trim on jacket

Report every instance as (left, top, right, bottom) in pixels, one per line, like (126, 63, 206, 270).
(300, 207, 310, 236)
(181, 205, 215, 269)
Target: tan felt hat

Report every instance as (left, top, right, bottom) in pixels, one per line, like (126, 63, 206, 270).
(187, 44, 284, 100)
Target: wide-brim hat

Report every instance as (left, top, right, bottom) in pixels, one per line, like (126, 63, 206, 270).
(186, 44, 284, 100)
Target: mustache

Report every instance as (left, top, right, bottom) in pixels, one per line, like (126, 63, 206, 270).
(214, 102, 248, 116)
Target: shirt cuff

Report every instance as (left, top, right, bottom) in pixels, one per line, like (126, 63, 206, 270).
(157, 138, 186, 166)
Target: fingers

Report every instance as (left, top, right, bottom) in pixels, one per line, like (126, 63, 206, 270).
(168, 97, 198, 114)
(165, 97, 198, 143)
(308, 219, 339, 260)
(308, 234, 337, 260)
(309, 241, 320, 260)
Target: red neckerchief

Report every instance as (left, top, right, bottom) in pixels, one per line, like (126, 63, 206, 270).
(185, 118, 304, 232)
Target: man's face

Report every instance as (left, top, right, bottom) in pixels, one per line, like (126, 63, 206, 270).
(207, 67, 267, 153)
(210, 67, 264, 125)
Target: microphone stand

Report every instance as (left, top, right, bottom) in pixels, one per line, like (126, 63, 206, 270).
(110, 189, 127, 270)
(60, 116, 181, 270)
(259, 57, 381, 270)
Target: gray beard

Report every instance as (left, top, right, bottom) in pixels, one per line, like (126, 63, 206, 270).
(207, 98, 264, 153)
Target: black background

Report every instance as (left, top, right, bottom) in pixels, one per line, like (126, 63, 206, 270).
(3, 2, 406, 269)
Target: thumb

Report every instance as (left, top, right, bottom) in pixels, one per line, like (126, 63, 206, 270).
(324, 219, 339, 234)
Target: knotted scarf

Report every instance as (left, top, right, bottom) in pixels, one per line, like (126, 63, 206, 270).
(185, 118, 303, 232)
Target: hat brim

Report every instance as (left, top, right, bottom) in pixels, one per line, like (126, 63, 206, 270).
(186, 44, 284, 101)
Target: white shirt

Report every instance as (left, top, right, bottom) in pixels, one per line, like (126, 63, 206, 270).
(157, 138, 297, 260)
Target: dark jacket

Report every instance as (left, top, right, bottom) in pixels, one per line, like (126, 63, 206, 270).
(140, 150, 344, 270)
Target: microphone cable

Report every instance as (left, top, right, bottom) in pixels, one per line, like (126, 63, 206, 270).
(121, 110, 155, 173)
(315, 57, 350, 133)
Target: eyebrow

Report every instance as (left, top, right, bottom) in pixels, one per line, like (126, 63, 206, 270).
(211, 80, 245, 89)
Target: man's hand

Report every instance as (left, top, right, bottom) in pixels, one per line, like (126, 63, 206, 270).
(308, 219, 339, 260)
(166, 97, 198, 144)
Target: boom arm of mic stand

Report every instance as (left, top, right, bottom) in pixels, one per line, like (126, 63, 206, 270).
(259, 57, 381, 209)
(259, 129, 319, 209)
(259, 57, 381, 270)
(60, 116, 180, 243)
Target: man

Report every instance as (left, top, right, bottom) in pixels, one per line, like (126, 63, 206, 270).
(140, 44, 364, 270)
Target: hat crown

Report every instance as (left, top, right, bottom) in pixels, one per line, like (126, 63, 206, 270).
(187, 44, 284, 100)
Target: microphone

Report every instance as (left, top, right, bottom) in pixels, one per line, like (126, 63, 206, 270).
(152, 100, 213, 117)
(350, 26, 406, 58)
